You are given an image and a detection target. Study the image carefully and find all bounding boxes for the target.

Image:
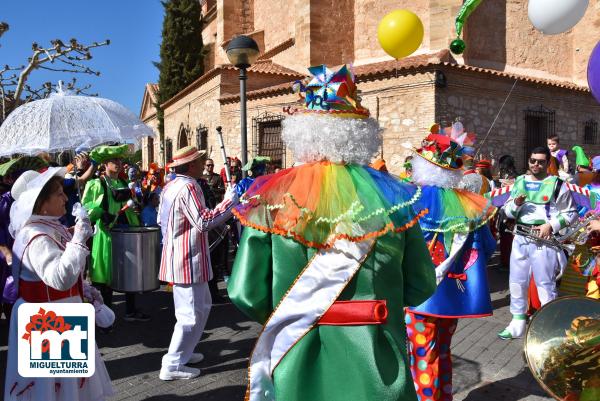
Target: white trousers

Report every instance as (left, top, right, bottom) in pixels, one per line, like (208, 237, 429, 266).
(162, 282, 212, 370)
(509, 234, 566, 315)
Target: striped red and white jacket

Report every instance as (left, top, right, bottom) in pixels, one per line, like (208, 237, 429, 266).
(158, 175, 233, 284)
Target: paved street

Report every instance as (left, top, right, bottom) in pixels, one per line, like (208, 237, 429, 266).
(0, 252, 553, 400)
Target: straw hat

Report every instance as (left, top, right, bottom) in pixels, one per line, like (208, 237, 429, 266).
(168, 145, 207, 168)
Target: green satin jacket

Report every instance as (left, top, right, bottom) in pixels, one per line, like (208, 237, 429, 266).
(82, 177, 139, 284)
(228, 226, 436, 401)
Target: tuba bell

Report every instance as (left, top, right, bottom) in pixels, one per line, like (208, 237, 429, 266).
(524, 296, 600, 401)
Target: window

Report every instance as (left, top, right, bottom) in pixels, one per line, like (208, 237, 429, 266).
(584, 119, 598, 145)
(253, 112, 285, 168)
(148, 137, 154, 164)
(165, 138, 173, 163)
(178, 124, 190, 149)
(196, 125, 208, 151)
(524, 105, 555, 163)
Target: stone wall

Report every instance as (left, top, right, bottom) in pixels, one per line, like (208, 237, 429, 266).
(309, 0, 355, 66)
(436, 67, 600, 172)
(354, 0, 431, 62)
(141, 118, 159, 170)
(220, 91, 298, 166)
(218, 71, 436, 174)
(465, 0, 600, 83)
(253, 0, 294, 52)
(162, 74, 223, 163)
(572, 0, 600, 84)
(358, 72, 437, 173)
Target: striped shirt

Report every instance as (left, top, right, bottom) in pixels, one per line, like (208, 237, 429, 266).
(158, 175, 233, 284)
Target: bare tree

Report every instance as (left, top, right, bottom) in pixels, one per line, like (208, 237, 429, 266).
(0, 22, 8, 44)
(0, 29, 110, 123)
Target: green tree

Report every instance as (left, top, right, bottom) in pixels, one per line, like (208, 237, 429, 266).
(154, 0, 205, 163)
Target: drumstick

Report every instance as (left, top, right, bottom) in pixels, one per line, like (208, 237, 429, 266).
(128, 182, 137, 200)
(109, 200, 136, 229)
(216, 126, 233, 187)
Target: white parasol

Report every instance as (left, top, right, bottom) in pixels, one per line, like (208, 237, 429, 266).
(0, 85, 155, 157)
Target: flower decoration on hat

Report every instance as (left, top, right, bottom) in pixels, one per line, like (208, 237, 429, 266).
(286, 64, 369, 119)
(412, 121, 476, 170)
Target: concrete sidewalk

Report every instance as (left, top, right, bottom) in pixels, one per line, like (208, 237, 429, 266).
(0, 254, 554, 400)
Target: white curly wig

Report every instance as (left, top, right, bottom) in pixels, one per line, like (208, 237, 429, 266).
(411, 153, 463, 188)
(282, 114, 382, 164)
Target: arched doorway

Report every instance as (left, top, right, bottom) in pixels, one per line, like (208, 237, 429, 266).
(178, 124, 189, 149)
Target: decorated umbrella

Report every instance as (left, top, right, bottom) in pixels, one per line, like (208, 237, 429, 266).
(0, 85, 155, 157)
(0, 156, 48, 177)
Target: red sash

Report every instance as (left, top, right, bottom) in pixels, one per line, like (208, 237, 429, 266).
(318, 300, 388, 326)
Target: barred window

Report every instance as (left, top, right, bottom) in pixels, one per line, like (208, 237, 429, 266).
(196, 125, 208, 151)
(252, 112, 285, 168)
(584, 119, 598, 145)
(524, 105, 555, 163)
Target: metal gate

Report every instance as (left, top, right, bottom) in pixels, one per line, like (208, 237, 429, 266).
(524, 105, 555, 161)
(252, 112, 285, 168)
(584, 119, 598, 145)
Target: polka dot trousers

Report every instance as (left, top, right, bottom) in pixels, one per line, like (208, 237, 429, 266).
(405, 311, 458, 401)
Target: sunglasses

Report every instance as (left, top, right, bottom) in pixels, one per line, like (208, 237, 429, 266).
(206, 164, 214, 167)
(529, 158, 547, 165)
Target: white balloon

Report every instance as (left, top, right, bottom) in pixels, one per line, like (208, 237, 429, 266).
(528, 0, 589, 35)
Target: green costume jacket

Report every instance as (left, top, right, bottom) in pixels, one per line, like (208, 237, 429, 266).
(228, 226, 436, 401)
(82, 177, 140, 284)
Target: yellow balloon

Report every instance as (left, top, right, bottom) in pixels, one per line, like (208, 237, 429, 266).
(377, 9, 424, 59)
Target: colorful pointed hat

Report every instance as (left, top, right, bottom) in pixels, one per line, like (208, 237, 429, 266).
(572, 145, 590, 167)
(286, 65, 369, 119)
(281, 64, 381, 165)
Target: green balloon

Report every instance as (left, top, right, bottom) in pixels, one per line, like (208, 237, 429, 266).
(455, 0, 483, 37)
(450, 38, 466, 55)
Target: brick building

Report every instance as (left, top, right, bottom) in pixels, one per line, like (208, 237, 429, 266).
(140, 0, 600, 174)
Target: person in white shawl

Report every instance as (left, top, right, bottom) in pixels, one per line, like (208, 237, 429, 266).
(4, 167, 114, 401)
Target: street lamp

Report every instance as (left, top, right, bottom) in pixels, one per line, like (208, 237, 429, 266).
(226, 35, 259, 178)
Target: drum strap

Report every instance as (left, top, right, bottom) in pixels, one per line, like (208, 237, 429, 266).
(100, 177, 129, 225)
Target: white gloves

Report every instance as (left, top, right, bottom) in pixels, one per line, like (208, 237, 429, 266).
(72, 220, 93, 244)
(224, 185, 239, 204)
(72, 202, 91, 224)
(71, 203, 93, 244)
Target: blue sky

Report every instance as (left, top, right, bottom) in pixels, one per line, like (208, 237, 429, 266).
(1, 0, 164, 115)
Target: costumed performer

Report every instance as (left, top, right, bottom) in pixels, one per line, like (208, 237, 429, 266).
(0, 157, 49, 321)
(228, 64, 436, 401)
(585, 218, 600, 298)
(499, 146, 578, 339)
(5, 167, 113, 401)
(573, 145, 593, 186)
(405, 122, 497, 401)
(235, 156, 271, 197)
(82, 144, 149, 321)
(157, 145, 238, 380)
(560, 155, 600, 298)
(547, 135, 570, 181)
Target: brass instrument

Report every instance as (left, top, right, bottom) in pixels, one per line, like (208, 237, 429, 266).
(524, 296, 600, 401)
(513, 224, 575, 255)
(556, 212, 600, 246)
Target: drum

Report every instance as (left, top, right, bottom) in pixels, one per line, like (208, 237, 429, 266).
(110, 227, 161, 292)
